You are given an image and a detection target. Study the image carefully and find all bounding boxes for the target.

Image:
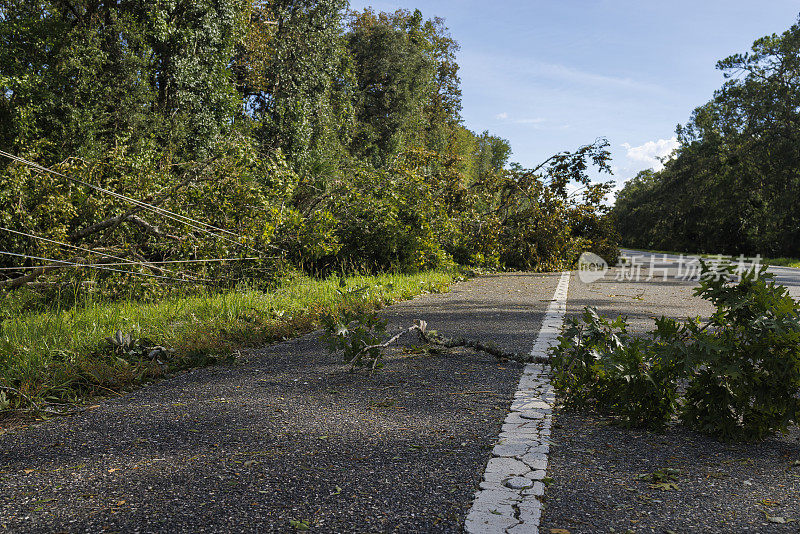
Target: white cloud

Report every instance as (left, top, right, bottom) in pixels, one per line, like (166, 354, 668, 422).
(516, 117, 546, 124)
(622, 137, 679, 171)
(495, 113, 548, 127)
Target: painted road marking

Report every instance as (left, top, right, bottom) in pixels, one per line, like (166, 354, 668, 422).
(465, 271, 570, 534)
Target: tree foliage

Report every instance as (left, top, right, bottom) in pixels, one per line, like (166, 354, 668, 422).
(0, 1, 618, 303)
(552, 264, 800, 440)
(0, 0, 244, 160)
(614, 14, 800, 256)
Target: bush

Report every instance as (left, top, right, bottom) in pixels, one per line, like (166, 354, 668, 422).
(551, 308, 677, 430)
(552, 263, 800, 440)
(679, 265, 800, 440)
(330, 161, 454, 273)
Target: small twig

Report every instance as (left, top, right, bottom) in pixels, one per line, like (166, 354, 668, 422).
(91, 384, 124, 397)
(353, 321, 429, 372)
(0, 385, 85, 416)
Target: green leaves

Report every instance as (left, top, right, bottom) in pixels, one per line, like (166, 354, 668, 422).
(552, 263, 800, 440)
(289, 519, 310, 531)
(681, 264, 800, 440)
(551, 306, 678, 431)
(649, 481, 679, 491)
(320, 309, 387, 370)
(636, 468, 680, 484)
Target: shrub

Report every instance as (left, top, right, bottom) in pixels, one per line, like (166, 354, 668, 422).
(552, 264, 800, 440)
(551, 308, 677, 430)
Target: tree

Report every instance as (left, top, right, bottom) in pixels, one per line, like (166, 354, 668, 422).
(615, 14, 800, 257)
(240, 0, 353, 178)
(0, 0, 246, 161)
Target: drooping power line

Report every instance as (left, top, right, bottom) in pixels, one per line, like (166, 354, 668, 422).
(0, 226, 214, 282)
(0, 251, 202, 284)
(0, 257, 260, 270)
(0, 150, 277, 255)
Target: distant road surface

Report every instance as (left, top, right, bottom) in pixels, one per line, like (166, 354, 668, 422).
(621, 248, 800, 300)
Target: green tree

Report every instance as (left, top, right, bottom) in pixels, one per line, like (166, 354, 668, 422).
(0, 0, 246, 161)
(615, 14, 800, 256)
(346, 8, 435, 166)
(241, 0, 353, 177)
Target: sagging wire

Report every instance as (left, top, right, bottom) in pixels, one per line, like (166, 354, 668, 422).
(0, 251, 205, 284)
(0, 226, 214, 283)
(0, 150, 277, 255)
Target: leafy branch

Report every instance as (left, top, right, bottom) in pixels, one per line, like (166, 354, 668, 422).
(552, 263, 800, 440)
(322, 310, 549, 373)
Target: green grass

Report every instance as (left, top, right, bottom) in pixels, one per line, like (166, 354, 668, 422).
(624, 248, 800, 269)
(0, 270, 458, 410)
(763, 257, 800, 269)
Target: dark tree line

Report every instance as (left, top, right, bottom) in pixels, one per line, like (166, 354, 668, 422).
(614, 15, 800, 257)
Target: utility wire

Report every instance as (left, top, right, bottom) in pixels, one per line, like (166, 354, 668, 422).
(0, 150, 276, 254)
(0, 226, 212, 282)
(0, 150, 238, 237)
(0, 257, 260, 270)
(0, 251, 202, 284)
(68, 257, 259, 266)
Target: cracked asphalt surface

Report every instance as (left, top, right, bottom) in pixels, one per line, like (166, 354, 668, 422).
(5, 257, 799, 533)
(0, 272, 560, 533)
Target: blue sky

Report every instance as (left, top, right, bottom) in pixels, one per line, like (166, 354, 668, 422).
(348, 0, 799, 191)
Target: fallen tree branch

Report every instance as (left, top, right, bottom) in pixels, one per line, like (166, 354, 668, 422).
(3, 171, 197, 290)
(351, 319, 550, 368)
(0, 255, 86, 290)
(420, 330, 550, 364)
(349, 320, 429, 371)
(70, 176, 193, 243)
(125, 215, 181, 240)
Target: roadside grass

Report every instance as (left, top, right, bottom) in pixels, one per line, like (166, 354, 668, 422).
(0, 270, 457, 412)
(765, 257, 800, 269)
(623, 247, 800, 269)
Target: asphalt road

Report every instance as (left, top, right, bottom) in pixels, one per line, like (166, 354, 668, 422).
(2, 256, 799, 533)
(0, 272, 560, 533)
(622, 248, 800, 300)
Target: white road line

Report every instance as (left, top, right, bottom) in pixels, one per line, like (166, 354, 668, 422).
(465, 271, 571, 534)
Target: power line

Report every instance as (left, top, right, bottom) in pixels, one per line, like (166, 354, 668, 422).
(0, 150, 277, 254)
(0, 251, 201, 284)
(0, 257, 260, 270)
(0, 226, 211, 282)
(82, 257, 260, 266)
(0, 150, 238, 237)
